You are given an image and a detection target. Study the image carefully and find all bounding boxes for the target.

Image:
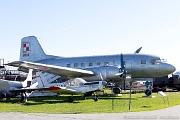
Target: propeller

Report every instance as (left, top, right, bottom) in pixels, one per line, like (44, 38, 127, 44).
(115, 54, 127, 76)
(119, 54, 126, 75)
(120, 53, 127, 90)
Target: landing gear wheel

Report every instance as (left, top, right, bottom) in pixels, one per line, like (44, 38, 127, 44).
(20, 92, 27, 103)
(81, 95, 86, 100)
(145, 89, 152, 96)
(113, 87, 121, 94)
(94, 96, 98, 102)
(68, 96, 73, 103)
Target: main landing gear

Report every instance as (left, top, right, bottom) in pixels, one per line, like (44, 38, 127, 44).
(93, 95, 98, 102)
(145, 80, 153, 97)
(145, 89, 152, 96)
(68, 96, 74, 103)
(20, 92, 27, 103)
(113, 87, 121, 94)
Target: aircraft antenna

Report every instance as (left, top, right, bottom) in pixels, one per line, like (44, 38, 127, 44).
(134, 47, 142, 53)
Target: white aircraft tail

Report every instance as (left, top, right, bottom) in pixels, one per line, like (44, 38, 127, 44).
(20, 36, 58, 62)
(22, 69, 33, 87)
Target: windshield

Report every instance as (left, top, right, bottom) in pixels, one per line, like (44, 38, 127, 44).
(151, 58, 167, 64)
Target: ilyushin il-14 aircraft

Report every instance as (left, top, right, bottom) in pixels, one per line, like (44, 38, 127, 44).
(7, 36, 176, 95)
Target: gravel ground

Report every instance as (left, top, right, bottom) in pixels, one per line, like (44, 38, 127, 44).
(0, 105, 179, 120)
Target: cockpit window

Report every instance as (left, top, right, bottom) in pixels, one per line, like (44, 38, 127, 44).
(161, 59, 167, 62)
(151, 59, 156, 64)
(151, 58, 167, 64)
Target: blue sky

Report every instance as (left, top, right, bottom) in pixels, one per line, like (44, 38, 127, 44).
(0, 0, 180, 71)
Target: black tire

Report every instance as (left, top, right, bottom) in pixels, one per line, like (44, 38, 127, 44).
(20, 92, 27, 103)
(94, 97, 98, 102)
(145, 90, 152, 96)
(113, 87, 121, 94)
(81, 96, 86, 100)
(68, 96, 73, 103)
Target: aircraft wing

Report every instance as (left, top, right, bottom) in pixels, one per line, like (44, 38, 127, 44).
(9, 87, 45, 92)
(45, 86, 79, 94)
(7, 61, 95, 78)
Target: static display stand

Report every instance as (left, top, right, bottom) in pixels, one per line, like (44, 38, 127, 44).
(158, 91, 169, 106)
(126, 74, 132, 110)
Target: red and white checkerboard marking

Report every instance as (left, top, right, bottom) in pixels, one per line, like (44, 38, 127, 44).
(22, 42, 30, 52)
(22, 42, 30, 57)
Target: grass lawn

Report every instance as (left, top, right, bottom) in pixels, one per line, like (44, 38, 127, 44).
(0, 91, 179, 114)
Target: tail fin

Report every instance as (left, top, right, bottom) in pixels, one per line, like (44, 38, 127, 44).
(20, 36, 47, 62)
(35, 72, 49, 88)
(22, 69, 33, 87)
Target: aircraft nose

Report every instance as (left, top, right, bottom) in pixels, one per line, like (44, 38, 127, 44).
(167, 63, 176, 73)
(160, 63, 176, 76)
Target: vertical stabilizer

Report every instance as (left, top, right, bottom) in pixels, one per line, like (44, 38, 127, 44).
(20, 36, 47, 62)
(22, 69, 33, 87)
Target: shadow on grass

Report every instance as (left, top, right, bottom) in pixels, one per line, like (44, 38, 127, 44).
(23, 100, 80, 106)
(163, 90, 179, 92)
(0, 95, 138, 105)
(141, 105, 151, 108)
(0, 96, 81, 105)
(24, 96, 81, 105)
(96, 96, 138, 101)
(0, 99, 20, 104)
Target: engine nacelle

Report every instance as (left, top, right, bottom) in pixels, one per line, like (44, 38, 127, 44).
(106, 66, 121, 80)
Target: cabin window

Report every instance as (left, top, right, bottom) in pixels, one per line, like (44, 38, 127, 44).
(51, 77, 68, 83)
(97, 62, 101, 66)
(81, 63, 85, 67)
(66, 64, 71, 67)
(89, 63, 93, 66)
(141, 60, 146, 64)
(104, 62, 109, 66)
(74, 63, 78, 67)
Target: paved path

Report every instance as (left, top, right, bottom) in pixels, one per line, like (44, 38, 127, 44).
(0, 105, 179, 120)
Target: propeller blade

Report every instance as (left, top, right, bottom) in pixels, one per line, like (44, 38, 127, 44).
(120, 53, 125, 71)
(120, 53, 127, 90)
(120, 53, 127, 74)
